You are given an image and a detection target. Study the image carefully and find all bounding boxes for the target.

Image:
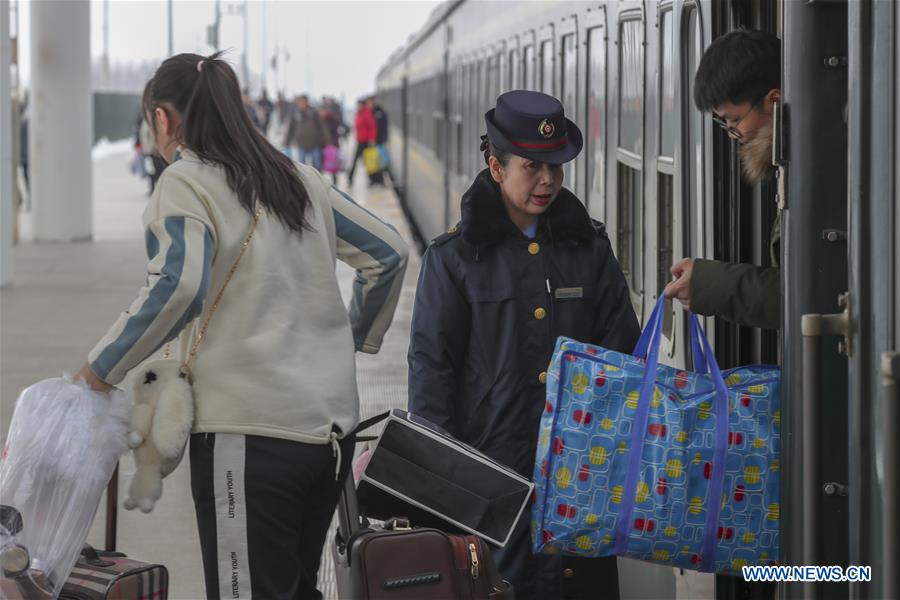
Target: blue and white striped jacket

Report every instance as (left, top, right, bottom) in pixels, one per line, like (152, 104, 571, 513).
(89, 152, 408, 443)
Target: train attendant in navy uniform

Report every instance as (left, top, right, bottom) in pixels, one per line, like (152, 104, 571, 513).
(408, 90, 640, 599)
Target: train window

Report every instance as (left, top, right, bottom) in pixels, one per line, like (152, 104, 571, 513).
(561, 33, 577, 191)
(684, 7, 705, 259)
(494, 52, 503, 101)
(486, 55, 495, 106)
(482, 57, 489, 110)
(432, 75, 440, 157)
(659, 9, 675, 158)
(419, 81, 426, 146)
(499, 51, 508, 94)
(470, 62, 479, 176)
(457, 118, 464, 176)
(680, 6, 707, 359)
(586, 26, 606, 220)
(541, 40, 554, 95)
(509, 49, 520, 89)
(523, 45, 535, 90)
(474, 60, 484, 174)
(455, 65, 463, 177)
(617, 16, 644, 308)
(617, 163, 642, 303)
(461, 64, 469, 176)
(618, 18, 643, 154)
(658, 8, 676, 341)
(658, 172, 674, 337)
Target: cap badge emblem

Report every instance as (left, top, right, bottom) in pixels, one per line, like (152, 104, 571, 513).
(538, 119, 556, 139)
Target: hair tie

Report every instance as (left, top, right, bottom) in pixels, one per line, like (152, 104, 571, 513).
(479, 134, 489, 152)
(197, 60, 205, 73)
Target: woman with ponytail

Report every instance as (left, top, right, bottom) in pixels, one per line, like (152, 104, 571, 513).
(407, 90, 638, 599)
(74, 53, 408, 598)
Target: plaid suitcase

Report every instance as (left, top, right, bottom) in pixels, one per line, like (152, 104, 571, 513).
(0, 466, 168, 599)
(59, 547, 167, 600)
(59, 466, 168, 600)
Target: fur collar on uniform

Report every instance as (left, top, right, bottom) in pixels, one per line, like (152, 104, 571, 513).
(460, 169, 596, 247)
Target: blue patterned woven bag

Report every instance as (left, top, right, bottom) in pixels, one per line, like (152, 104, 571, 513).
(531, 297, 780, 574)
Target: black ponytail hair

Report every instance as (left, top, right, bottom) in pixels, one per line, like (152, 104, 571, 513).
(142, 52, 311, 233)
(480, 134, 512, 167)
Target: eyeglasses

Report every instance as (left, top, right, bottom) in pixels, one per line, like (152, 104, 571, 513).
(711, 98, 762, 141)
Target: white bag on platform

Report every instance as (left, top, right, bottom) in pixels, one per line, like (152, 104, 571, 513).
(0, 376, 130, 596)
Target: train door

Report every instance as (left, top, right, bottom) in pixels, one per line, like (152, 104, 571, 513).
(608, 2, 647, 323)
(780, 2, 851, 600)
(709, 0, 780, 371)
(680, 1, 715, 357)
(847, 1, 898, 598)
(650, 2, 679, 363)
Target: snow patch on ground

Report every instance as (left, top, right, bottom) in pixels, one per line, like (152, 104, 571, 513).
(92, 138, 133, 159)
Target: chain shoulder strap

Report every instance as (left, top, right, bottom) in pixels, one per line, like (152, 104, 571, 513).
(167, 204, 263, 377)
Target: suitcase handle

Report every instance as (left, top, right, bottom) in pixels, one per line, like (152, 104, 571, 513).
(105, 464, 119, 552)
(352, 411, 390, 436)
(489, 580, 514, 600)
(80, 545, 115, 568)
(337, 412, 390, 542)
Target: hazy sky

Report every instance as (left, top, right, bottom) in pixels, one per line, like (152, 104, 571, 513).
(14, 0, 441, 102)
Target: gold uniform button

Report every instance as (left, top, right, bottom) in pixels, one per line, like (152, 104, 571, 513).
(527, 242, 540, 255)
(539, 371, 548, 384)
(534, 307, 547, 320)
(447, 225, 458, 234)
(563, 568, 575, 578)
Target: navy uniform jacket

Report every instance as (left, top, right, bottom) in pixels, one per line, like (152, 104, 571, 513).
(408, 169, 640, 477)
(407, 169, 639, 600)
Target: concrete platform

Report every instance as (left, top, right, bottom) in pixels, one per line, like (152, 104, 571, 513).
(0, 150, 419, 599)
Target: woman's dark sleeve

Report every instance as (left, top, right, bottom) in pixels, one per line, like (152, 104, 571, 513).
(407, 244, 471, 437)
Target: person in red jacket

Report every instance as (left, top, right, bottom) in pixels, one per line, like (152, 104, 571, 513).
(347, 99, 377, 184)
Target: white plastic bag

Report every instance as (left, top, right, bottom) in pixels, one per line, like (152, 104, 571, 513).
(0, 376, 130, 596)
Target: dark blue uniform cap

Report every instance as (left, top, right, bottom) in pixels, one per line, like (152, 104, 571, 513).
(484, 90, 583, 165)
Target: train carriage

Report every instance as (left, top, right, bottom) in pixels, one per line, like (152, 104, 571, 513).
(375, 1, 899, 598)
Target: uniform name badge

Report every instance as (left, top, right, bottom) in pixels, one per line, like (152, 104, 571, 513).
(554, 287, 584, 299)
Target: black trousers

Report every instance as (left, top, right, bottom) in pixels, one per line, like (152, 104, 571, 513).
(346, 142, 369, 184)
(190, 431, 354, 600)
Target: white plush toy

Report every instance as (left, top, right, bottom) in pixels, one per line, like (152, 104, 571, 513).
(124, 359, 194, 513)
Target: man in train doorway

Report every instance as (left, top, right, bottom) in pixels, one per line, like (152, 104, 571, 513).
(665, 29, 781, 330)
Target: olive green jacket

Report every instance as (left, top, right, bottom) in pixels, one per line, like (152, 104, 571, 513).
(690, 211, 781, 330)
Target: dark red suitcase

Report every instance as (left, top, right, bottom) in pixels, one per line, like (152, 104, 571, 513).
(332, 459, 513, 599)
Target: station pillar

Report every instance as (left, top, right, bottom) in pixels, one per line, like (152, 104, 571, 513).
(29, 0, 92, 241)
(1, 0, 13, 286)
